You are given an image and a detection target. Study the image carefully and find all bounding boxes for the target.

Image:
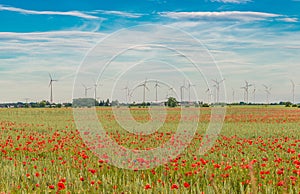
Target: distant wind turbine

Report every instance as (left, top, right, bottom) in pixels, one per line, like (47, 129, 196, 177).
(23, 98, 33, 104)
(93, 80, 102, 101)
(166, 86, 176, 99)
(154, 80, 160, 102)
(82, 84, 92, 98)
(123, 84, 130, 104)
(231, 88, 235, 103)
(252, 84, 256, 104)
(241, 81, 252, 103)
(180, 80, 186, 103)
(212, 78, 225, 103)
(205, 88, 212, 103)
(262, 84, 272, 104)
(138, 79, 149, 103)
(291, 80, 295, 104)
(48, 73, 58, 103)
(187, 81, 195, 103)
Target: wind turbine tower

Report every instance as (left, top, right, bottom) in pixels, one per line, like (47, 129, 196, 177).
(231, 88, 235, 103)
(253, 84, 256, 104)
(154, 80, 160, 102)
(93, 81, 102, 101)
(123, 85, 130, 104)
(291, 80, 295, 104)
(48, 73, 58, 103)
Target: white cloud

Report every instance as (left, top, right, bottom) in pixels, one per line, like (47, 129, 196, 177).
(0, 20, 300, 103)
(278, 17, 298, 23)
(92, 10, 143, 18)
(0, 4, 100, 19)
(160, 11, 296, 22)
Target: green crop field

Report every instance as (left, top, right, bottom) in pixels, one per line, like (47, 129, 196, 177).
(0, 106, 300, 193)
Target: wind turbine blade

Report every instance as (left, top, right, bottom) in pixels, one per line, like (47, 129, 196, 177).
(48, 73, 52, 80)
(290, 80, 295, 88)
(262, 84, 267, 89)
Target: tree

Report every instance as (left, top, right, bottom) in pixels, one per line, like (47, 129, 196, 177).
(285, 101, 292, 107)
(167, 97, 178, 107)
(39, 100, 46, 107)
(105, 99, 110, 106)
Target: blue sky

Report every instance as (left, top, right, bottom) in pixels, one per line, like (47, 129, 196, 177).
(0, 0, 300, 103)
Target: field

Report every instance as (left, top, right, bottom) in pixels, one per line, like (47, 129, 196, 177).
(0, 106, 300, 193)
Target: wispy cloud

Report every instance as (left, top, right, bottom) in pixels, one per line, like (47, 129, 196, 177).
(0, 4, 100, 19)
(160, 11, 297, 22)
(278, 17, 298, 22)
(210, 0, 251, 3)
(92, 10, 143, 18)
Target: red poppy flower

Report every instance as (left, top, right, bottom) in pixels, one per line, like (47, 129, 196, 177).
(183, 182, 190, 188)
(171, 184, 179, 189)
(58, 182, 65, 190)
(144, 184, 151, 190)
(277, 181, 284, 186)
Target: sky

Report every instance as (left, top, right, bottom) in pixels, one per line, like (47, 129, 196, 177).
(0, 0, 300, 103)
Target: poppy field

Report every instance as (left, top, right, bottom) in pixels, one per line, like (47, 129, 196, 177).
(0, 106, 300, 193)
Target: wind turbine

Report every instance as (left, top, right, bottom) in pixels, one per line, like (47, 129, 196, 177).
(24, 98, 30, 103)
(82, 84, 92, 98)
(212, 78, 225, 103)
(241, 81, 252, 103)
(187, 81, 195, 103)
(252, 84, 256, 104)
(123, 84, 130, 104)
(231, 88, 235, 103)
(93, 80, 102, 101)
(291, 80, 295, 104)
(154, 80, 160, 102)
(138, 79, 149, 103)
(180, 80, 186, 104)
(166, 85, 176, 100)
(205, 88, 212, 103)
(48, 73, 58, 103)
(262, 84, 272, 104)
